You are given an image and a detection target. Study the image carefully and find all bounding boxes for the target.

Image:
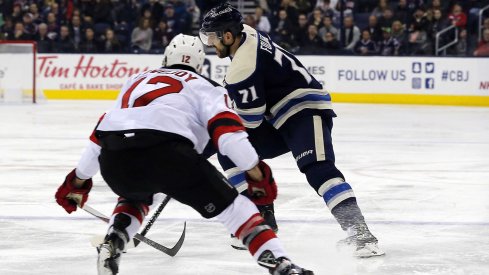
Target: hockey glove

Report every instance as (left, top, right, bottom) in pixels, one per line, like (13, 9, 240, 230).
(55, 169, 93, 213)
(246, 160, 278, 205)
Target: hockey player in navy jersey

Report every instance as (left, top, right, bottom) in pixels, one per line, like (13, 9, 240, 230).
(200, 3, 384, 257)
(54, 34, 314, 275)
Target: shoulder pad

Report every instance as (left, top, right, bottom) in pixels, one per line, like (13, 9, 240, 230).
(225, 25, 258, 85)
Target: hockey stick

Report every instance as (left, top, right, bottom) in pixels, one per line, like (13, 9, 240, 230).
(81, 204, 186, 257)
(134, 195, 172, 247)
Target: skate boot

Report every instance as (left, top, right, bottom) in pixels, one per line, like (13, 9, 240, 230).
(258, 250, 314, 275)
(257, 204, 278, 233)
(97, 229, 128, 275)
(338, 223, 385, 258)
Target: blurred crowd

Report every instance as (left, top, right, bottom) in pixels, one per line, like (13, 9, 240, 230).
(0, 0, 488, 56)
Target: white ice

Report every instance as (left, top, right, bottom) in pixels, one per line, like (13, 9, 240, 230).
(1, 101, 488, 275)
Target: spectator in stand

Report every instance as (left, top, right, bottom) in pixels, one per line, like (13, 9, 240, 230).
(244, 14, 257, 29)
(152, 20, 172, 52)
(28, 3, 42, 24)
(293, 13, 309, 48)
(473, 29, 489, 56)
(298, 24, 323, 54)
(69, 15, 84, 51)
(1, 16, 14, 40)
(354, 29, 378, 55)
(168, 0, 193, 34)
(335, 0, 356, 17)
(79, 27, 100, 53)
(483, 18, 489, 33)
(22, 13, 37, 37)
(338, 16, 360, 51)
(92, 0, 111, 25)
(0, 0, 12, 21)
(367, 15, 383, 42)
(131, 17, 152, 53)
(141, 0, 163, 26)
(49, 2, 64, 26)
(100, 28, 122, 53)
(13, 22, 33, 40)
(448, 4, 467, 29)
(378, 27, 400, 55)
(394, 0, 409, 26)
(318, 16, 338, 40)
(322, 31, 342, 53)
(111, 0, 139, 34)
(295, 0, 313, 15)
(280, 0, 299, 23)
(271, 8, 295, 50)
(315, 0, 337, 20)
(46, 12, 59, 36)
(391, 20, 408, 54)
(427, 8, 448, 51)
(355, 0, 375, 13)
(254, 6, 271, 33)
(453, 28, 467, 56)
(36, 22, 54, 53)
(378, 8, 395, 28)
(409, 6, 431, 55)
(55, 25, 76, 53)
(428, 0, 449, 14)
(371, 0, 390, 19)
(308, 7, 323, 29)
(11, 3, 22, 24)
(140, 8, 154, 27)
(162, 3, 183, 37)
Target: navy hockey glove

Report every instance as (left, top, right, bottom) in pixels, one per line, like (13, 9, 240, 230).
(55, 169, 92, 213)
(246, 161, 278, 205)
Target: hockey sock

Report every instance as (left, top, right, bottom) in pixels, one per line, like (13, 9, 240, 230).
(109, 198, 149, 239)
(216, 195, 288, 260)
(330, 197, 366, 231)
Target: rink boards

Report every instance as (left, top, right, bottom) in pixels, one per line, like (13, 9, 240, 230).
(5, 53, 488, 106)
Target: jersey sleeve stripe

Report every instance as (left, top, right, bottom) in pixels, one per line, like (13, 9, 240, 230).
(89, 113, 106, 145)
(270, 89, 330, 116)
(208, 112, 246, 147)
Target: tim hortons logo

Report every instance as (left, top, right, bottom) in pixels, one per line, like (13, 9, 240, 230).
(38, 55, 150, 79)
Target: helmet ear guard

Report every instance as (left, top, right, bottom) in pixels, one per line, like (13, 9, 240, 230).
(162, 34, 205, 73)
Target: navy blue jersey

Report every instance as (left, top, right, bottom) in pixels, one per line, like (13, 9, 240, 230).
(223, 25, 334, 129)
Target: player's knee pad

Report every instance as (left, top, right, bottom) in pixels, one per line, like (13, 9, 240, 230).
(303, 161, 355, 210)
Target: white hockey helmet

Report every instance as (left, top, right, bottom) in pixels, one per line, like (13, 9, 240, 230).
(162, 34, 205, 73)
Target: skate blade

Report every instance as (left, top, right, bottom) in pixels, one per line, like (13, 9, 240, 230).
(354, 243, 385, 258)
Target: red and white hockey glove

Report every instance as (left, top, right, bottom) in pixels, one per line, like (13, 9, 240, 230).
(55, 169, 93, 213)
(246, 160, 278, 205)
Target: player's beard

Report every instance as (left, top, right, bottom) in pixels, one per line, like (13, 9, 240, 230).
(214, 45, 229, 58)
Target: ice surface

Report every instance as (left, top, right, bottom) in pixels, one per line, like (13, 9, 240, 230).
(1, 101, 488, 275)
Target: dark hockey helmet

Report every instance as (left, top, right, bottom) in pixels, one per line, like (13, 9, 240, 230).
(199, 3, 244, 46)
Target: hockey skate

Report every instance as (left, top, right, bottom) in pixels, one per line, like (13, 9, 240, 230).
(97, 229, 128, 275)
(337, 223, 385, 258)
(258, 250, 314, 275)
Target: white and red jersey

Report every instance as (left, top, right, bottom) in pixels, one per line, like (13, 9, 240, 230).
(75, 68, 258, 179)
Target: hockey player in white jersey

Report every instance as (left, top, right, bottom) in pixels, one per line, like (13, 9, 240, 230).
(54, 34, 314, 275)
